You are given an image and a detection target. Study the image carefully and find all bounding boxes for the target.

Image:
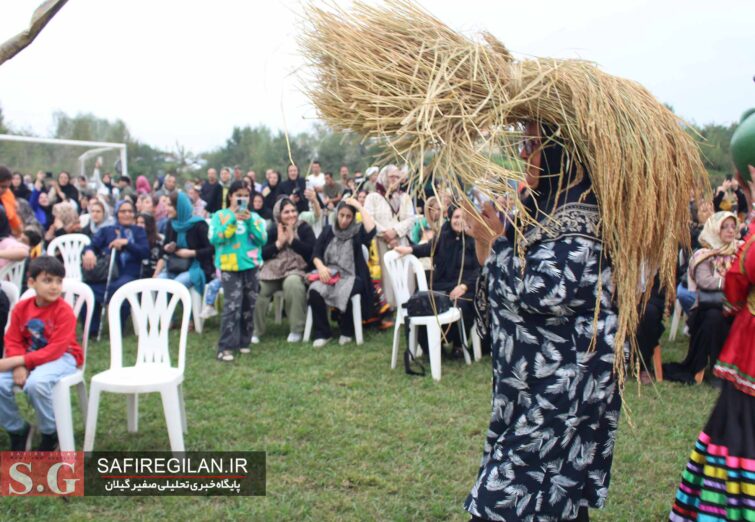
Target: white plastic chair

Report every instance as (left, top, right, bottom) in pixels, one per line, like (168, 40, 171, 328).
(20, 279, 93, 451)
(84, 278, 191, 452)
(0, 260, 26, 290)
(302, 246, 369, 346)
(47, 234, 91, 281)
(1, 280, 19, 333)
(303, 294, 363, 345)
(383, 251, 477, 381)
(668, 299, 685, 342)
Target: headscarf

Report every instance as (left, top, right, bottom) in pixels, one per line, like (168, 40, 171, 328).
(113, 200, 137, 268)
(58, 174, 79, 203)
(376, 164, 403, 214)
(332, 201, 361, 240)
(169, 192, 206, 294)
(259, 198, 308, 281)
(136, 176, 152, 195)
(689, 211, 739, 287)
(517, 123, 599, 248)
(88, 198, 114, 235)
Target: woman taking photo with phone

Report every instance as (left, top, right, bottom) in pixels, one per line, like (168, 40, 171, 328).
(153, 192, 215, 300)
(209, 181, 268, 362)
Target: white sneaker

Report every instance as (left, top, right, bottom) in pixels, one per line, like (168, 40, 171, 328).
(199, 304, 217, 319)
(251, 336, 260, 344)
(240, 347, 251, 354)
(313, 338, 330, 348)
(287, 333, 303, 343)
(338, 336, 352, 346)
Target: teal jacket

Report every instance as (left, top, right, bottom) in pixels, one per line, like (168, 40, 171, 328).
(209, 209, 268, 272)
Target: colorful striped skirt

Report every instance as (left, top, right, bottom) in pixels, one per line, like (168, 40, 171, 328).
(670, 382, 755, 521)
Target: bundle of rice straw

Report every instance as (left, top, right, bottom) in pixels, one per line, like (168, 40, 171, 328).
(300, 0, 709, 381)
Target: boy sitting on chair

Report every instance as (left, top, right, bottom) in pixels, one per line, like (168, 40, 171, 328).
(0, 256, 82, 451)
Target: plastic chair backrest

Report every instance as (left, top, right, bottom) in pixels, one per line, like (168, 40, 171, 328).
(1, 280, 19, 333)
(21, 278, 94, 371)
(47, 234, 92, 281)
(405, 255, 429, 292)
(107, 278, 191, 373)
(0, 260, 25, 290)
(383, 251, 413, 309)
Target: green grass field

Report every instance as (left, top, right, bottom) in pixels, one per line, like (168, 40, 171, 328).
(0, 311, 716, 521)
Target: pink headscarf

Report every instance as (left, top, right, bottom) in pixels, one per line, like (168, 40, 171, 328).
(136, 176, 152, 195)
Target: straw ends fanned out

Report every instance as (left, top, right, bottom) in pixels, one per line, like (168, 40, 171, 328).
(299, 0, 710, 383)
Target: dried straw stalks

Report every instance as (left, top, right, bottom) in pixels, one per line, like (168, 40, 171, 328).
(300, 0, 709, 381)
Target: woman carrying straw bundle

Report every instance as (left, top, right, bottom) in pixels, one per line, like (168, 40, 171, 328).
(300, 2, 709, 520)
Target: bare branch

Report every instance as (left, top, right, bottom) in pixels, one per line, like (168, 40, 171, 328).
(0, 0, 69, 67)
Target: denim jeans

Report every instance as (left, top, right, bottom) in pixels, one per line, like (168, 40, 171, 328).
(204, 278, 222, 306)
(0, 353, 77, 435)
(676, 283, 697, 315)
(159, 270, 193, 288)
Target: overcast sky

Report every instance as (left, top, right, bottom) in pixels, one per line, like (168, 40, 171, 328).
(0, 0, 753, 153)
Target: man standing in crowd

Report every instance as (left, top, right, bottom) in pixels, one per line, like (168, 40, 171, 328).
(156, 173, 178, 198)
(117, 175, 135, 201)
(247, 170, 262, 193)
(201, 167, 223, 214)
(339, 164, 350, 186)
(218, 167, 233, 210)
(306, 160, 326, 192)
(322, 171, 343, 211)
(233, 166, 243, 182)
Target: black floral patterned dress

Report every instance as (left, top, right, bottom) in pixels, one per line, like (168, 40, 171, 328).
(465, 202, 622, 522)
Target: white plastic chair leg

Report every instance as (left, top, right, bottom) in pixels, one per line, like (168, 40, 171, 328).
(390, 321, 402, 369)
(83, 385, 101, 451)
(77, 382, 88, 425)
(52, 381, 75, 452)
(191, 288, 204, 334)
(426, 323, 443, 381)
(127, 393, 139, 433)
(471, 327, 482, 361)
(408, 322, 418, 358)
(303, 306, 313, 342)
(669, 299, 682, 342)
(178, 384, 187, 434)
(351, 295, 363, 345)
(160, 387, 185, 452)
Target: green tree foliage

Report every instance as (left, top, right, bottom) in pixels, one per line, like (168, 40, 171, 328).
(203, 123, 380, 181)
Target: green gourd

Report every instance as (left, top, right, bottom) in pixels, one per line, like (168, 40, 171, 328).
(731, 108, 755, 181)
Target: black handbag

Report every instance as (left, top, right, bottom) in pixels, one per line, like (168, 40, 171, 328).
(82, 254, 119, 284)
(402, 290, 452, 317)
(166, 255, 192, 274)
(697, 289, 724, 306)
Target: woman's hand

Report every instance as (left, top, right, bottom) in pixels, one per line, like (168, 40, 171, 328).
(462, 200, 504, 244)
(393, 245, 412, 256)
(317, 265, 332, 284)
(343, 197, 361, 211)
(382, 228, 397, 242)
(164, 241, 177, 254)
(449, 284, 467, 301)
(109, 238, 129, 251)
(275, 223, 287, 249)
(82, 250, 97, 270)
(235, 209, 251, 222)
(174, 248, 195, 259)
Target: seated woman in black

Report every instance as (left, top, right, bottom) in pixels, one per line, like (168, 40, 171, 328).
(395, 205, 481, 353)
(308, 198, 376, 347)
